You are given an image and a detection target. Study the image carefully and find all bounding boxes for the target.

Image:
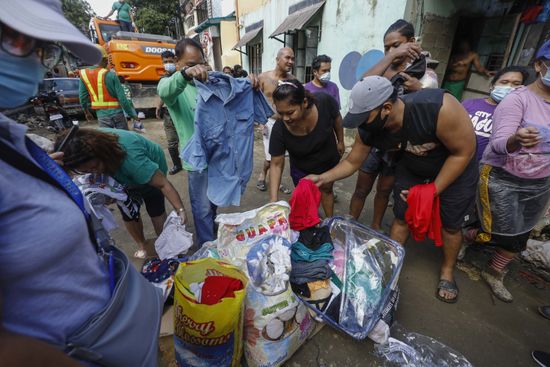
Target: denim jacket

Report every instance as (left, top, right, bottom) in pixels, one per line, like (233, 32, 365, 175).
(182, 72, 273, 207)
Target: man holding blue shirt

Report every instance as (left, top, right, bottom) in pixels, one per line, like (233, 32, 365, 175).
(158, 38, 215, 246)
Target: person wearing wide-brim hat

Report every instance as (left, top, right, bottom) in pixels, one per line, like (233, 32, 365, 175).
(0, 1, 162, 366)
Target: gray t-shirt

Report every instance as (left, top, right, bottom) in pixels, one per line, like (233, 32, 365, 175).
(0, 114, 110, 344)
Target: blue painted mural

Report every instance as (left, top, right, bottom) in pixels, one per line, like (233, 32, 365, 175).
(338, 49, 384, 90)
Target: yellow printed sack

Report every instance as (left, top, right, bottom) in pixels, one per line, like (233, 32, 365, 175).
(174, 258, 248, 367)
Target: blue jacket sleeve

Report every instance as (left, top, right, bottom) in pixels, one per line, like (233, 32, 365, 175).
(253, 90, 274, 124)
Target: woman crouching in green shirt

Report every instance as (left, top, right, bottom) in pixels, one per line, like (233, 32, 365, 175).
(57, 128, 187, 259)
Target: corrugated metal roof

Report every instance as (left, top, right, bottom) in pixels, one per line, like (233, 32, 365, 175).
(232, 27, 263, 49)
(269, 1, 325, 38)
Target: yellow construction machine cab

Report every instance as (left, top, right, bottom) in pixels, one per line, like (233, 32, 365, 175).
(89, 17, 176, 83)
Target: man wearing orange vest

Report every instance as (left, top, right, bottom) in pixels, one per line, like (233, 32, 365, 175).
(79, 45, 138, 129)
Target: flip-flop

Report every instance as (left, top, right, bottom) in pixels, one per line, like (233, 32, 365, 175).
(436, 279, 459, 304)
(279, 185, 292, 195)
(134, 249, 147, 259)
(256, 180, 267, 191)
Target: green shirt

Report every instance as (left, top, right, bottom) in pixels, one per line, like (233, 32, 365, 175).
(157, 71, 198, 171)
(100, 128, 168, 187)
(112, 1, 132, 22)
(79, 66, 137, 118)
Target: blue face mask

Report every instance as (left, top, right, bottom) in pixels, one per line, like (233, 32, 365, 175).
(541, 63, 550, 87)
(0, 49, 45, 109)
(490, 86, 513, 103)
(163, 63, 176, 74)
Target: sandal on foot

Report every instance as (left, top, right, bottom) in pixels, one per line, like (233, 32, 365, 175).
(436, 279, 459, 303)
(279, 184, 292, 195)
(256, 180, 267, 191)
(134, 249, 147, 259)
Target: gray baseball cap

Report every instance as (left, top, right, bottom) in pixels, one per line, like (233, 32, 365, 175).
(0, 0, 101, 65)
(343, 76, 395, 129)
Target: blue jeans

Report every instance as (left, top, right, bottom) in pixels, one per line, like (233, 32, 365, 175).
(187, 170, 217, 246)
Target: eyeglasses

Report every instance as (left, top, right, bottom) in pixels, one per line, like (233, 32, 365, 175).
(0, 23, 63, 69)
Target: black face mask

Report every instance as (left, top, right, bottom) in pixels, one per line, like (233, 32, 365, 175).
(362, 108, 388, 134)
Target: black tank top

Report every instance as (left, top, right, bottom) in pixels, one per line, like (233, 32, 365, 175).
(358, 88, 449, 179)
(399, 88, 448, 178)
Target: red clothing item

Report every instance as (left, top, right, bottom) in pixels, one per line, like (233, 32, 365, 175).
(521, 5, 543, 24)
(201, 276, 243, 305)
(404, 183, 443, 246)
(289, 179, 321, 231)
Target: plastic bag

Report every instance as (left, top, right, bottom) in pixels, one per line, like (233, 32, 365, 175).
(173, 258, 248, 367)
(155, 211, 193, 260)
(374, 323, 473, 367)
(216, 201, 292, 268)
(303, 217, 405, 340)
(243, 236, 316, 367)
(189, 241, 221, 261)
(477, 166, 550, 236)
(521, 239, 550, 269)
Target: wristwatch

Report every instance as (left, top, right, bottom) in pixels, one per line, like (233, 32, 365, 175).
(181, 67, 193, 82)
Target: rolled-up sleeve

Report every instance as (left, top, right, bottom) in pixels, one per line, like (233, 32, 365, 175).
(489, 93, 525, 155)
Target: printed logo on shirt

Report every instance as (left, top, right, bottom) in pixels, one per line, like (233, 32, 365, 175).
(404, 142, 439, 156)
(469, 111, 493, 138)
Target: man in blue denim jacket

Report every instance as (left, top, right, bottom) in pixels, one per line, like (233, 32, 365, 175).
(182, 72, 273, 207)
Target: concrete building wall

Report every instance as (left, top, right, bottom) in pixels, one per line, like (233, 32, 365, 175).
(220, 20, 242, 68)
(239, 0, 409, 115)
(238, 0, 269, 16)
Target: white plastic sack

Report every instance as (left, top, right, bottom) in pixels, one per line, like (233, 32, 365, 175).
(244, 236, 316, 367)
(215, 201, 292, 268)
(155, 211, 193, 260)
(521, 239, 550, 270)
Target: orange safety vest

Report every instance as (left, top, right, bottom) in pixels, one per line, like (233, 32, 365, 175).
(80, 68, 121, 110)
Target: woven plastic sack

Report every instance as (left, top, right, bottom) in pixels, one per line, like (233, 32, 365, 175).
(174, 258, 248, 367)
(215, 201, 292, 268)
(243, 236, 316, 367)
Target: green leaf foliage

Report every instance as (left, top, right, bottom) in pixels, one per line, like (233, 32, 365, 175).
(61, 0, 96, 34)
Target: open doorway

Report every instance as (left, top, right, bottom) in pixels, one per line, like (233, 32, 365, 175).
(446, 14, 521, 100)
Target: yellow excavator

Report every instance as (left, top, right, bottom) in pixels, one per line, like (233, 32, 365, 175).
(88, 17, 176, 109)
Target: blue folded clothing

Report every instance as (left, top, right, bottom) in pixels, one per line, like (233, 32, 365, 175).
(291, 241, 333, 262)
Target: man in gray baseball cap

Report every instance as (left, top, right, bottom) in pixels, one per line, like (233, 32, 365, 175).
(343, 75, 395, 129)
(308, 75, 478, 304)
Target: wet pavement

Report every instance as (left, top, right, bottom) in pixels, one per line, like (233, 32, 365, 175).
(106, 119, 550, 367)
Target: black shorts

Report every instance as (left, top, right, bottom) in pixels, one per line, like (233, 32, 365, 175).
(477, 231, 531, 253)
(360, 148, 396, 176)
(120, 185, 165, 221)
(392, 159, 479, 230)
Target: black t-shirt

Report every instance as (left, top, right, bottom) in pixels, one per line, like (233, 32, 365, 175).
(269, 93, 340, 174)
(358, 88, 448, 179)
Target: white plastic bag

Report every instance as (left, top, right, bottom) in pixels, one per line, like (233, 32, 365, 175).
(155, 211, 193, 260)
(374, 324, 474, 367)
(521, 239, 550, 270)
